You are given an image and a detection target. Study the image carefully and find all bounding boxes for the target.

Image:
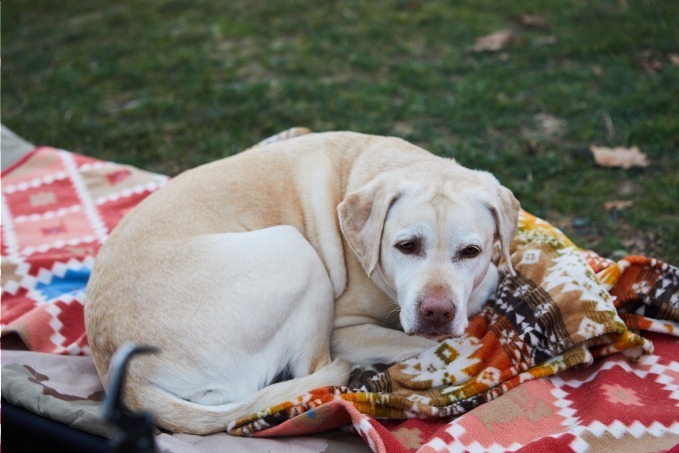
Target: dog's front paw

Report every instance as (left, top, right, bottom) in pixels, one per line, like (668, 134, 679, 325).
(331, 324, 440, 366)
(389, 335, 440, 362)
(348, 362, 393, 388)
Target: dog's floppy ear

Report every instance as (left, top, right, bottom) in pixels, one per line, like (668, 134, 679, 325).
(338, 179, 398, 276)
(485, 185, 520, 276)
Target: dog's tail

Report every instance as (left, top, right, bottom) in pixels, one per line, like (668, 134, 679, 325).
(123, 359, 351, 435)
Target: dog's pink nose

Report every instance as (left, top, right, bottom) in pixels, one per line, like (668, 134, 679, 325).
(419, 296, 455, 327)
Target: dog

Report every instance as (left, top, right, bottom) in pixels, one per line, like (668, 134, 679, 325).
(85, 131, 519, 434)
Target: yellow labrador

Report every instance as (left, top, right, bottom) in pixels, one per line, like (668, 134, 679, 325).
(85, 132, 519, 434)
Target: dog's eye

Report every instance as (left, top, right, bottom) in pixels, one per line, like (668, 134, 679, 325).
(395, 239, 421, 255)
(460, 245, 482, 258)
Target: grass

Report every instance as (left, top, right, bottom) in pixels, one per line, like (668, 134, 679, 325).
(3, 0, 679, 263)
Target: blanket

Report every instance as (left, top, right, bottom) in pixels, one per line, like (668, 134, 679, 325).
(2, 132, 678, 452)
(1, 147, 169, 354)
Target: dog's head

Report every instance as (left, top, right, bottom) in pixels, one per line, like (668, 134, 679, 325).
(338, 160, 519, 339)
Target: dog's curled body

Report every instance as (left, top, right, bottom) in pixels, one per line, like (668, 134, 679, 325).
(85, 132, 519, 434)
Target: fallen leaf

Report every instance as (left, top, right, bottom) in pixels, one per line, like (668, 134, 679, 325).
(669, 54, 679, 67)
(515, 14, 551, 29)
(471, 30, 513, 52)
(604, 200, 634, 211)
(589, 145, 650, 169)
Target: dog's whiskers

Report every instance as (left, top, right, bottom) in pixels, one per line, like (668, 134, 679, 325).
(381, 301, 401, 322)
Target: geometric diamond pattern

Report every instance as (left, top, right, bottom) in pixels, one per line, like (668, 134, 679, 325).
(397, 335, 679, 452)
(551, 355, 679, 451)
(432, 333, 679, 453)
(35, 266, 91, 302)
(1, 147, 168, 354)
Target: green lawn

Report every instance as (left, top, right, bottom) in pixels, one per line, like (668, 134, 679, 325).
(3, 0, 678, 263)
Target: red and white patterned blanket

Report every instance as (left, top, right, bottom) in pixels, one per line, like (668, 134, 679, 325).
(1, 147, 168, 354)
(2, 142, 678, 452)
